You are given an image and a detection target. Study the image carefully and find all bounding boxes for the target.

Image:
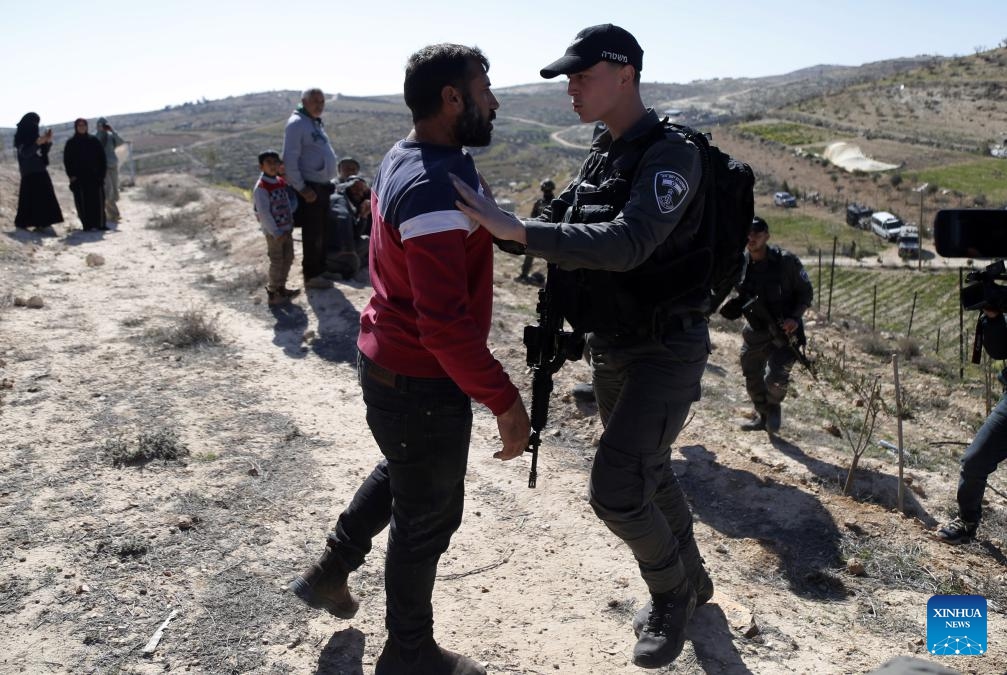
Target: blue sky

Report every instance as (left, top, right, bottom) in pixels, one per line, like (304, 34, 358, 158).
(4, 0, 1005, 126)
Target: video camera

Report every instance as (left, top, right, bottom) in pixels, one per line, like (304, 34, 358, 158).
(934, 209, 1007, 311)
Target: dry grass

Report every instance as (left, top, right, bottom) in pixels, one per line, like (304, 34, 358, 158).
(103, 428, 190, 466)
(143, 183, 202, 207)
(144, 309, 222, 348)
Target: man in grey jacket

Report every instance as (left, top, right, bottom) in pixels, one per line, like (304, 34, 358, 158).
(282, 88, 338, 289)
(96, 117, 125, 224)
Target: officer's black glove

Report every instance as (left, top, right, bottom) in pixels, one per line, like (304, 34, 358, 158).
(493, 237, 526, 256)
(719, 296, 745, 321)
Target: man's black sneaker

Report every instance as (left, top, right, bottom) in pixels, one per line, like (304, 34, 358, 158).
(934, 517, 977, 545)
(740, 414, 766, 432)
(632, 582, 696, 669)
(634, 569, 712, 637)
(288, 554, 359, 619)
(375, 637, 485, 675)
(765, 404, 782, 434)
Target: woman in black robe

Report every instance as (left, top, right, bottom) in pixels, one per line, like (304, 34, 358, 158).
(14, 112, 63, 230)
(63, 118, 108, 231)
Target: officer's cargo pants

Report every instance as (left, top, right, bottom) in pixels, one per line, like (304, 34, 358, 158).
(740, 327, 796, 413)
(588, 324, 710, 594)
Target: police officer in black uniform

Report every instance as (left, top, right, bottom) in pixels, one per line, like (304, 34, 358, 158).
(453, 23, 712, 670)
(516, 179, 555, 282)
(729, 216, 813, 433)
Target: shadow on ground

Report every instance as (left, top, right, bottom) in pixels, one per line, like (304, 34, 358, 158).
(271, 302, 310, 358)
(315, 627, 366, 675)
(769, 434, 938, 527)
(676, 444, 849, 600)
(686, 603, 756, 675)
(306, 286, 361, 363)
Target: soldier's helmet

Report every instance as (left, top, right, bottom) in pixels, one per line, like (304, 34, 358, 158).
(540, 179, 555, 192)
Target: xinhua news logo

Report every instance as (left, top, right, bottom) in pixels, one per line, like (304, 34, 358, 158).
(927, 595, 986, 656)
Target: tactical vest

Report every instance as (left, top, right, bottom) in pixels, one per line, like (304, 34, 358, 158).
(548, 122, 709, 337)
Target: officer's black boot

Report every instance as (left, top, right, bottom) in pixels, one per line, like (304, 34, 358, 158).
(632, 580, 696, 669)
(374, 637, 486, 675)
(633, 567, 712, 636)
(288, 547, 359, 619)
(740, 413, 766, 432)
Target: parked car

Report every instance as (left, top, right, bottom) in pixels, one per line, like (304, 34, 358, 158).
(898, 226, 920, 259)
(846, 203, 873, 229)
(870, 211, 904, 242)
(774, 191, 797, 208)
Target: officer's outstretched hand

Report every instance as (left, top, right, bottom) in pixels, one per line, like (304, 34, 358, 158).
(494, 396, 529, 461)
(450, 173, 527, 245)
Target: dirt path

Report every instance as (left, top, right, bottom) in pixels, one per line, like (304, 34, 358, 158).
(1, 174, 1004, 674)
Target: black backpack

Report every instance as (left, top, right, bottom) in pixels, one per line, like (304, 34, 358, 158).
(665, 122, 754, 315)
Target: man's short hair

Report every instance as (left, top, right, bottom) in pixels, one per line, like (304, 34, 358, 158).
(301, 87, 324, 102)
(258, 150, 281, 164)
(403, 44, 489, 123)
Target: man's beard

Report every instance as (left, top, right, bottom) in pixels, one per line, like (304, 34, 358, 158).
(455, 92, 494, 147)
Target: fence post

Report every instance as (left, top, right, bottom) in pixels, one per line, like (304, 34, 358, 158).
(871, 284, 877, 332)
(906, 291, 918, 338)
(817, 251, 822, 312)
(827, 237, 837, 321)
(935, 326, 941, 354)
(893, 354, 905, 514)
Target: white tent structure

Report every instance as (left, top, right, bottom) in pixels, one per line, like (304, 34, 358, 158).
(823, 141, 899, 172)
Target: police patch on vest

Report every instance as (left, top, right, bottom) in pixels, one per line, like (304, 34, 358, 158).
(654, 171, 689, 214)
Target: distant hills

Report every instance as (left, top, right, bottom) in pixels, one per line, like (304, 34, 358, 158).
(4, 49, 1005, 210)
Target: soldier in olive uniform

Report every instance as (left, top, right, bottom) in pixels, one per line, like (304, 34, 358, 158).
(729, 216, 813, 433)
(516, 179, 554, 282)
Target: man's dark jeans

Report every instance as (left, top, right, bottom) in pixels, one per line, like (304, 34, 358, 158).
(588, 324, 710, 594)
(957, 392, 1007, 524)
(328, 353, 473, 650)
(295, 181, 333, 281)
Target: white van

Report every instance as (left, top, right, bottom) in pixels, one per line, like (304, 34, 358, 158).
(898, 226, 920, 259)
(870, 211, 904, 242)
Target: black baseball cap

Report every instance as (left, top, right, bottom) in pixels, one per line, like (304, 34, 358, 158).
(751, 216, 769, 233)
(540, 24, 643, 79)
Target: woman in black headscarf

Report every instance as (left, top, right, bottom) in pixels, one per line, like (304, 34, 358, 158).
(14, 113, 64, 230)
(64, 118, 108, 231)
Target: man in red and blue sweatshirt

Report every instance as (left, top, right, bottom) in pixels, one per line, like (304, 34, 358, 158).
(289, 44, 528, 675)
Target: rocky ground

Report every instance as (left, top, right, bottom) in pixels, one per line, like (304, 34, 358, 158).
(1, 170, 1005, 674)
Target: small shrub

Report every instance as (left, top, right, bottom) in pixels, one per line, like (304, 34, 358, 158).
(219, 269, 267, 293)
(857, 333, 891, 357)
(115, 536, 149, 557)
(145, 310, 221, 348)
(143, 183, 201, 207)
(147, 209, 203, 236)
(106, 428, 189, 466)
(120, 315, 146, 328)
(897, 337, 921, 360)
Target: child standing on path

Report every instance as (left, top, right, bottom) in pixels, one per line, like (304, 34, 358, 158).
(253, 150, 300, 305)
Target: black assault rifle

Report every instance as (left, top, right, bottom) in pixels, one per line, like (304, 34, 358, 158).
(739, 294, 817, 380)
(523, 265, 584, 487)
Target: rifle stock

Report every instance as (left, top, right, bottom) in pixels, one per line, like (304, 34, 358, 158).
(523, 266, 584, 487)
